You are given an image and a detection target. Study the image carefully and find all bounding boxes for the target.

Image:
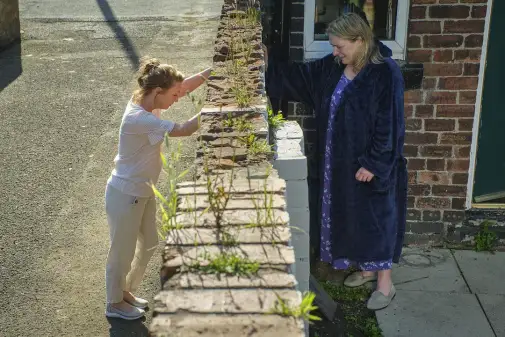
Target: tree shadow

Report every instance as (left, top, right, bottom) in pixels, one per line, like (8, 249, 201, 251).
(0, 41, 23, 93)
(107, 316, 149, 337)
(95, 0, 140, 70)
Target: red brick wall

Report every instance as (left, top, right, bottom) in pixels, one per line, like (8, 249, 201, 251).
(405, 0, 488, 242)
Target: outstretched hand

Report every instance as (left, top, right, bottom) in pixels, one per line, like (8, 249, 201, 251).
(355, 167, 374, 182)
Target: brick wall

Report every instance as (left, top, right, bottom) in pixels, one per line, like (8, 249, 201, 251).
(404, 0, 487, 243)
(283, 0, 490, 245)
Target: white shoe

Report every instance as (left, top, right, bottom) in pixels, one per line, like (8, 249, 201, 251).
(105, 303, 145, 320)
(124, 295, 149, 309)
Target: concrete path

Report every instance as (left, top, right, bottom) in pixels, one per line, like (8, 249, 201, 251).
(0, 1, 221, 336)
(377, 248, 504, 337)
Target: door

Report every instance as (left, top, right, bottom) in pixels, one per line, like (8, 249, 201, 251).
(473, 0, 505, 204)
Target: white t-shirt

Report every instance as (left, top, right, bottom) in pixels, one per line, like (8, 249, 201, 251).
(107, 100, 175, 197)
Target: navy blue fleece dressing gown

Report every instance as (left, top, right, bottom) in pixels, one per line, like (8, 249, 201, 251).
(266, 44, 407, 264)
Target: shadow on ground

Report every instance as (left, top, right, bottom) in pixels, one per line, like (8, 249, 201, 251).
(96, 0, 140, 69)
(107, 316, 149, 337)
(0, 42, 22, 93)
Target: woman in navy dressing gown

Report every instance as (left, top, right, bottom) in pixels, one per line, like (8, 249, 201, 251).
(265, 13, 407, 310)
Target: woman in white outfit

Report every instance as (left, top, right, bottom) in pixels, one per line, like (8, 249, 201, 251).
(104, 57, 211, 320)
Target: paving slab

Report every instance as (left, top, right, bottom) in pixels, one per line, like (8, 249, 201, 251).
(453, 250, 505, 294)
(393, 248, 469, 293)
(376, 291, 495, 337)
(477, 294, 505, 337)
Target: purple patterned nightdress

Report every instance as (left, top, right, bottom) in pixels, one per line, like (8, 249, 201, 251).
(320, 73, 393, 271)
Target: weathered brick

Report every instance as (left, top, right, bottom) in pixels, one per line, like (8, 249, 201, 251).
(465, 34, 483, 48)
(447, 159, 470, 171)
(412, 0, 436, 3)
(425, 119, 455, 132)
(409, 184, 431, 196)
(405, 104, 414, 118)
(416, 105, 434, 118)
(460, 91, 477, 104)
(452, 173, 469, 185)
(408, 35, 422, 48)
(437, 105, 475, 117)
(424, 35, 464, 48)
(408, 50, 433, 63)
(407, 209, 422, 221)
(471, 5, 487, 18)
(443, 210, 466, 222)
(454, 49, 481, 62)
(422, 78, 437, 90)
(420, 145, 453, 157)
(405, 132, 438, 145)
(405, 90, 423, 104)
(458, 119, 474, 131)
(164, 270, 297, 290)
(427, 159, 446, 171)
(439, 77, 478, 90)
(404, 233, 443, 245)
(404, 145, 419, 157)
(409, 172, 418, 184)
(408, 158, 427, 170)
(290, 18, 304, 32)
(408, 197, 416, 208)
(291, 3, 304, 17)
(290, 33, 303, 47)
(452, 198, 466, 210)
(440, 132, 472, 145)
(439, 0, 458, 3)
(418, 172, 450, 184)
(410, 21, 441, 34)
(433, 50, 454, 62)
(408, 221, 444, 234)
(406, 118, 423, 131)
(423, 210, 442, 221)
(153, 289, 300, 314)
(429, 5, 470, 19)
(463, 63, 480, 76)
(460, 0, 487, 3)
(444, 20, 485, 33)
(424, 63, 462, 76)
(427, 92, 457, 104)
(417, 197, 451, 209)
(410, 6, 427, 19)
(455, 145, 471, 158)
(432, 185, 467, 197)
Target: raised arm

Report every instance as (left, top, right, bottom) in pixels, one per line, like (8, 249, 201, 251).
(180, 68, 212, 96)
(265, 46, 332, 110)
(168, 112, 201, 137)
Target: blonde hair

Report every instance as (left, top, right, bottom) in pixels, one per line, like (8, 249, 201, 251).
(327, 13, 383, 71)
(133, 57, 185, 102)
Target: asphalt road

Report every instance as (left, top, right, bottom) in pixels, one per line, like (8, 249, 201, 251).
(0, 1, 221, 336)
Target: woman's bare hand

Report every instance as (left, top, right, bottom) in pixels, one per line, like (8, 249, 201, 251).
(355, 167, 374, 182)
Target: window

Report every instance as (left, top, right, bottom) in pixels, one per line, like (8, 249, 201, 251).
(304, 0, 409, 60)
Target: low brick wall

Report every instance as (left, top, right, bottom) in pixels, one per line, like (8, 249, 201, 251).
(149, 1, 308, 335)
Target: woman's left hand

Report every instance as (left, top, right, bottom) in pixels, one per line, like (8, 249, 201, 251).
(355, 167, 374, 182)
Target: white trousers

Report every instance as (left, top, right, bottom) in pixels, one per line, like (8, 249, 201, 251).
(104, 184, 158, 303)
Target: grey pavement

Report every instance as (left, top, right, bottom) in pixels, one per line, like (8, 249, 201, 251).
(377, 248, 504, 337)
(0, 0, 221, 336)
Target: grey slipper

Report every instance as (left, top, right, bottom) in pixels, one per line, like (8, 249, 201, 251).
(367, 284, 396, 310)
(105, 303, 145, 320)
(344, 271, 378, 288)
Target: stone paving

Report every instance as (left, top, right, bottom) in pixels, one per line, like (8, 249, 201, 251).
(377, 248, 504, 337)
